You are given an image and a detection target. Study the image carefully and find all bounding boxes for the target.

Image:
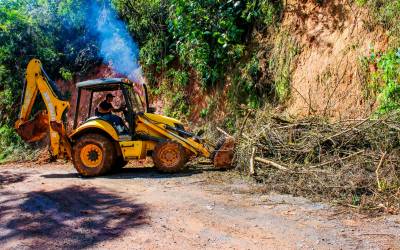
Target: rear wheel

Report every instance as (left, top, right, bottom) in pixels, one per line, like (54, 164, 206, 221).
(72, 133, 116, 177)
(152, 141, 187, 173)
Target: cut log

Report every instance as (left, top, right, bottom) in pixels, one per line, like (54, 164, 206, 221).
(254, 157, 289, 171)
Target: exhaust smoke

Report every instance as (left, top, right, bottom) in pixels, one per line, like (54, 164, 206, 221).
(87, 1, 143, 83)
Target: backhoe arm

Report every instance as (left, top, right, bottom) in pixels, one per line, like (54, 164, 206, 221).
(15, 59, 71, 159)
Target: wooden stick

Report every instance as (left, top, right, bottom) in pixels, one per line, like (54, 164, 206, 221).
(383, 121, 400, 131)
(291, 84, 316, 113)
(375, 152, 387, 192)
(249, 147, 256, 175)
(325, 118, 369, 141)
(309, 150, 364, 169)
(216, 127, 232, 138)
(239, 110, 252, 137)
(254, 157, 289, 171)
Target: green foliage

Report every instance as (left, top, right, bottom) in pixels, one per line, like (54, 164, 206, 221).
(60, 67, 73, 81)
(167, 69, 189, 87)
(229, 54, 262, 109)
(269, 31, 300, 102)
(168, 0, 281, 86)
(223, 115, 236, 134)
(356, 0, 400, 47)
(351, 194, 361, 206)
(164, 91, 190, 119)
(367, 48, 400, 114)
(118, 0, 282, 115)
(242, 0, 283, 27)
(0, 0, 94, 124)
(0, 0, 96, 160)
(200, 108, 209, 118)
(154, 71, 190, 120)
(0, 125, 34, 162)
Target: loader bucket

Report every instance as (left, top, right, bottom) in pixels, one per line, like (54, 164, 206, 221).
(16, 111, 49, 143)
(212, 136, 235, 169)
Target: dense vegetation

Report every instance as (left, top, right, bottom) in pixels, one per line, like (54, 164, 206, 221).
(365, 48, 400, 114)
(354, 0, 400, 114)
(0, 0, 99, 160)
(0, 0, 399, 161)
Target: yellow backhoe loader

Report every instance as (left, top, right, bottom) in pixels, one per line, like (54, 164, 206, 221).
(15, 59, 234, 176)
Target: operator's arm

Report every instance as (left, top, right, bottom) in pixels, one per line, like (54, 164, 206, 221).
(111, 106, 121, 112)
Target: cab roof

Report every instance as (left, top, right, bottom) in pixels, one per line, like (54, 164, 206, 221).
(76, 78, 131, 91)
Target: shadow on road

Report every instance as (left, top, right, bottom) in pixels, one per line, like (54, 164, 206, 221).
(0, 171, 28, 185)
(42, 165, 225, 180)
(0, 186, 148, 249)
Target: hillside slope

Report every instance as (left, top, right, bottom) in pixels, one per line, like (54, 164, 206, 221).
(283, 0, 387, 119)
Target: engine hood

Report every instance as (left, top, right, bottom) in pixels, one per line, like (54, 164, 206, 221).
(143, 113, 183, 127)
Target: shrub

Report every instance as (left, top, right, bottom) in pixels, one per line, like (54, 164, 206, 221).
(0, 125, 33, 162)
(168, 0, 281, 86)
(356, 0, 400, 47)
(367, 48, 400, 114)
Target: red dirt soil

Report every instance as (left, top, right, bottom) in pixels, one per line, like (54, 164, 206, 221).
(282, 0, 387, 120)
(0, 163, 399, 249)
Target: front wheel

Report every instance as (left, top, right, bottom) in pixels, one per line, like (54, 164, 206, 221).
(152, 141, 187, 173)
(72, 133, 116, 177)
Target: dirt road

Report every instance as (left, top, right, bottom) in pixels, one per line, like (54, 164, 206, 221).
(0, 163, 399, 249)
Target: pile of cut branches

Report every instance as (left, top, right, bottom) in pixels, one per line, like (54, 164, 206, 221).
(236, 110, 400, 214)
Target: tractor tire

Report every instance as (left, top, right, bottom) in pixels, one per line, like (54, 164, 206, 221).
(152, 141, 187, 173)
(72, 133, 116, 177)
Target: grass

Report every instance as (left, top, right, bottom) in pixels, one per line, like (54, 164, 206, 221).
(0, 125, 37, 163)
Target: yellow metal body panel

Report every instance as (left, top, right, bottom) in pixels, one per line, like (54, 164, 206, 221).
(143, 113, 182, 127)
(69, 120, 119, 141)
(119, 141, 145, 159)
(137, 115, 211, 158)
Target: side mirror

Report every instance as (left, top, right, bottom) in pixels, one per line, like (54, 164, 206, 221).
(147, 106, 156, 113)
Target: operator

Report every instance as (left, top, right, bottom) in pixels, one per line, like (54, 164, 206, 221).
(97, 93, 126, 132)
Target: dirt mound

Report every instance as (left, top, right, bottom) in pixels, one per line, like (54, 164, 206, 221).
(282, 0, 387, 120)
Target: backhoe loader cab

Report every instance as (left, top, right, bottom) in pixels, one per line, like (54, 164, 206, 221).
(15, 59, 234, 177)
(72, 78, 148, 134)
